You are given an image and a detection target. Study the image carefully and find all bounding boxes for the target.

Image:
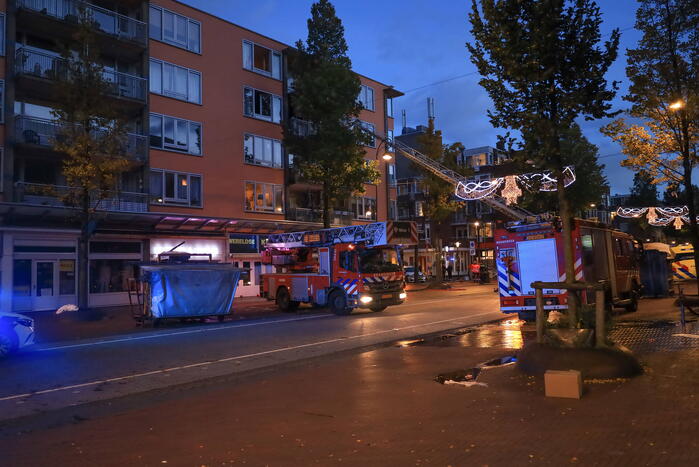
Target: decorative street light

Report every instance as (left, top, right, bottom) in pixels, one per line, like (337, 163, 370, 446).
(669, 100, 685, 111)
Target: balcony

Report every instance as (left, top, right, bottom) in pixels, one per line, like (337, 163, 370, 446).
(15, 115, 148, 162)
(14, 182, 150, 213)
(288, 117, 317, 137)
(16, 0, 147, 51)
(15, 48, 147, 108)
(286, 207, 353, 225)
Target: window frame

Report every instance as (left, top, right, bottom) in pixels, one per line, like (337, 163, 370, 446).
(243, 133, 283, 168)
(149, 112, 203, 156)
(358, 84, 375, 111)
(353, 196, 377, 220)
(359, 121, 376, 148)
(150, 169, 203, 207)
(149, 58, 202, 104)
(149, 5, 201, 54)
(244, 181, 285, 213)
(242, 40, 282, 80)
(243, 86, 282, 123)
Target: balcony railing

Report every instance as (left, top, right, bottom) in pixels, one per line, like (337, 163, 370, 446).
(15, 115, 148, 162)
(15, 48, 147, 101)
(14, 182, 150, 213)
(287, 207, 353, 225)
(17, 0, 147, 45)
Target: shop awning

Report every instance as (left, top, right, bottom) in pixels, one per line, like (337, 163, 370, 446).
(0, 202, 321, 236)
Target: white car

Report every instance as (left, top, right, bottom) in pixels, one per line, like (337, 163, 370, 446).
(0, 311, 35, 358)
(404, 266, 427, 283)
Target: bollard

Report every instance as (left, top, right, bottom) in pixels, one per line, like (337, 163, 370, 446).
(595, 288, 605, 348)
(680, 301, 686, 334)
(536, 288, 545, 344)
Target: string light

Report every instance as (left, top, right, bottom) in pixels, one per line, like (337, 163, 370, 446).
(673, 217, 684, 230)
(646, 207, 657, 223)
(617, 205, 696, 230)
(501, 176, 522, 205)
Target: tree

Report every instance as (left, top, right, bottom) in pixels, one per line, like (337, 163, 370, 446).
(284, 0, 379, 227)
(601, 0, 698, 287)
(468, 0, 620, 326)
(414, 119, 470, 283)
(628, 170, 659, 207)
(517, 124, 609, 214)
(51, 12, 132, 309)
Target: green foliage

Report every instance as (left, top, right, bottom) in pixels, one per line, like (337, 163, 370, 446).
(51, 9, 132, 214)
(415, 120, 471, 223)
(628, 170, 659, 207)
(284, 0, 379, 227)
(517, 124, 609, 213)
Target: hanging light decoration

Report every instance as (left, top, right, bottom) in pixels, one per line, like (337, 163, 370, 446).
(501, 175, 522, 205)
(673, 216, 684, 230)
(646, 207, 658, 223)
(615, 207, 649, 218)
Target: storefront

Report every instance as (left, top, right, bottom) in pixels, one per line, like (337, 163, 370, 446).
(229, 234, 274, 297)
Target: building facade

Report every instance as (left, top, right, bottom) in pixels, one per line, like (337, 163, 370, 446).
(0, 0, 399, 312)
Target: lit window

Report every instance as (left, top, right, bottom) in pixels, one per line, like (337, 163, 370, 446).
(244, 182, 284, 213)
(150, 169, 202, 207)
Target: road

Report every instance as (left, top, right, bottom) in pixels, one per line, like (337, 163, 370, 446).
(0, 285, 500, 422)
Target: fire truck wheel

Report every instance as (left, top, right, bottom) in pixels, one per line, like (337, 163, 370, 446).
(329, 291, 351, 315)
(276, 287, 299, 312)
(370, 306, 387, 312)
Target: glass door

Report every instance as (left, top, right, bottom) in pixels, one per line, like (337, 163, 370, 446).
(33, 261, 58, 311)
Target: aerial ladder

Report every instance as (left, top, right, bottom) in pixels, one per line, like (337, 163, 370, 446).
(388, 137, 535, 221)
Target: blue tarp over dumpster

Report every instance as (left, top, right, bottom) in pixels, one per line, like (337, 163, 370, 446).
(141, 264, 242, 318)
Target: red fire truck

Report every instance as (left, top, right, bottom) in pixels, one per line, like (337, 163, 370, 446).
(260, 222, 418, 315)
(495, 218, 641, 320)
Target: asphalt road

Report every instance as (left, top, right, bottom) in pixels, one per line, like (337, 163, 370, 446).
(0, 286, 500, 422)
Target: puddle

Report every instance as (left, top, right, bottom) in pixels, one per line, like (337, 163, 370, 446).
(435, 354, 517, 386)
(394, 339, 425, 347)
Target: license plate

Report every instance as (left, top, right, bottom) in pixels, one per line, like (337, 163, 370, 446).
(382, 294, 393, 299)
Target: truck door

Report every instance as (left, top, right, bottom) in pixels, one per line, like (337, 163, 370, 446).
(516, 238, 560, 296)
(319, 248, 330, 275)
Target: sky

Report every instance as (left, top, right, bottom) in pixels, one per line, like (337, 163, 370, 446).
(181, 0, 643, 195)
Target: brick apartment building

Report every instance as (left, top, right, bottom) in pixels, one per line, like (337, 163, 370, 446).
(0, 0, 400, 312)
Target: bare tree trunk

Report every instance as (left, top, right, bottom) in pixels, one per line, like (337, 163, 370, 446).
(78, 195, 90, 310)
(680, 135, 699, 293)
(322, 181, 330, 228)
(435, 236, 444, 283)
(558, 176, 578, 327)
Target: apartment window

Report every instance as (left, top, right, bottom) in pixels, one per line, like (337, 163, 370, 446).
(0, 14, 5, 56)
(150, 170, 202, 207)
(242, 41, 281, 79)
(389, 200, 397, 220)
(353, 197, 376, 220)
(358, 85, 374, 111)
(244, 134, 282, 168)
(359, 121, 375, 147)
(149, 59, 201, 104)
(244, 182, 284, 213)
(150, 113, 202, 155)
(387, 164, 396, 185)
(244, 87, 282, 123)
(0, 80, 4, 123)
(386, 97, 394, 117)
(149, 5, 201, 53)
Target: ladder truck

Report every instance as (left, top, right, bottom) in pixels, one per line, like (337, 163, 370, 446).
(260, 221, 418, 315)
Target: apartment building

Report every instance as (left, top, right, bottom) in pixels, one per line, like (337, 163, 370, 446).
(0, 0, 399, 312)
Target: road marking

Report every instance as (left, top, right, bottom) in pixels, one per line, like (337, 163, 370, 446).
(33, 314, 332, 352)
(0, 311, 500, 403)
(33, 294, 496, 352)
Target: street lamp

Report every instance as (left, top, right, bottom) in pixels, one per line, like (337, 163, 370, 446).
(473, 221, 481, 262)
(669, 100, 685, 111)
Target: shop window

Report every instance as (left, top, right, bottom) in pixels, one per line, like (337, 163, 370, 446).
(89, 259, 138, 294)
(90, 242, 142, 254)
(12, 260, 31, 298)
(59, 260, 76, 295)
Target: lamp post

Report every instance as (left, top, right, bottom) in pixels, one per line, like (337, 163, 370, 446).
(473, 221, 480, 263)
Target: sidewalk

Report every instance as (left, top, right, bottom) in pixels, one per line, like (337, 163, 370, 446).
(3, 297, 699, 466)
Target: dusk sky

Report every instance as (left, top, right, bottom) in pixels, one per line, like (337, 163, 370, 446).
(182, 0, 643, 195)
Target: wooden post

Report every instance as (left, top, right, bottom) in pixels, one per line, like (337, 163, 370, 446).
(680, 301, 686, 334)
(536, 287, 545, 344)
(595, 288, 605, 348)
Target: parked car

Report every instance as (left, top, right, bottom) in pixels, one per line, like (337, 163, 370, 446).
(0, 311, 35, 358)
(404, 266, 427, 283)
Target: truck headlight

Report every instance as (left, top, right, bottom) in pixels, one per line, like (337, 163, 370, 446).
(359, 295, 373, 304)
(399, 292, 407, 300)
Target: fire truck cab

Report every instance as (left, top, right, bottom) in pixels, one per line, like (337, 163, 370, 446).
(260, 222, 417, 315)
(496, 218, 641, 320)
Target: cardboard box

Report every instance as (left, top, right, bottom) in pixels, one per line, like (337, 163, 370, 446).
(544, 370, 582, 399)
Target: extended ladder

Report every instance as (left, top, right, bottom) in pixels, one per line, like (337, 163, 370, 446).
(266, 222, 389, 248)
(390, 138, 534, 221)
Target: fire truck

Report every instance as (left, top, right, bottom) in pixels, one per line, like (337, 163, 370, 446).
(495, 218, 641, 320)
(260, 221, 418, 315)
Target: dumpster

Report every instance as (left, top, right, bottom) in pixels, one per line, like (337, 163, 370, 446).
(640, 247, 670, 297)
(135, 263, 243, 322)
